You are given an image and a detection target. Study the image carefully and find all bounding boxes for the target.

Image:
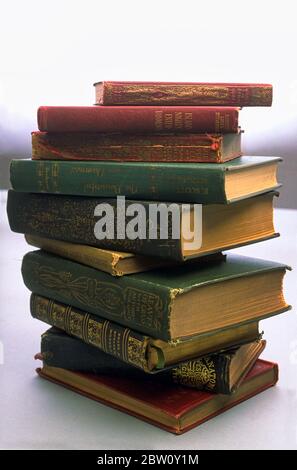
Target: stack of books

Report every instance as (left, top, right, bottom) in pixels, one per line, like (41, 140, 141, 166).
(7, 81, 291, 434)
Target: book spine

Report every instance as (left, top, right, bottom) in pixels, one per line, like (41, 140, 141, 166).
(37, 106, 239, 133)
(32, 296, 153, 372)
(40, 328, 232, 393)
(7, 190, 184, 261)
(9, 160, 227, 203)
(32, 132, 240, 163)
(25, 234, 120, 276)
(96, 82, 272, 106)
(22, 251, 172, 340)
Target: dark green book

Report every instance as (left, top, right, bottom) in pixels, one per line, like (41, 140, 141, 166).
(7, 190, 278, 260)
(21, 249, 290, 341)
(10, 156, 281, 203)
(38, 327, 266, 395)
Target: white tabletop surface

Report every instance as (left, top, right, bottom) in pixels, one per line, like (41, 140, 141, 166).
(0, 191, 296, 450)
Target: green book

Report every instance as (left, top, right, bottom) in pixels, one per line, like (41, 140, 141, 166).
(10, 156, 281, 203)
(22, 250, 290, 341)
(38, 327, 266, 395)
(7, 190, 278, 261)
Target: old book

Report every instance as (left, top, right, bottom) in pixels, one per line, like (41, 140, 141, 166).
(25, 235, 224, 275)
(9, 191, 278, 261)
(22, 250, 290, 341)
(94, 81, 273, 107)
(25, 235, 173, 276)
(30, 294, 261, 372)
(37, 360, 279, 434)
(9, 156, 281, 204)
(31, 131, 242, 163)
(37, 105, 239, 133)
(38, 327, 266, 394)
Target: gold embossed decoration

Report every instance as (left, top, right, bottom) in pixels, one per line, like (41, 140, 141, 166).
(36, 265, 125, 315)
(250, 86, 272, 105)
(172, 357, 217, 390)
(127, 336, 147, 370)
(87, 318, 103, 348)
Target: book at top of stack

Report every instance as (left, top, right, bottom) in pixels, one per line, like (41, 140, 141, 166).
(6, 80, 292, 434)
(93, 81, 273, 106)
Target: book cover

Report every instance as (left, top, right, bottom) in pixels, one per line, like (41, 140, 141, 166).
(32, 131, 241, 163)
(37, 360, 279, 434)
(9, 156, 281, 204)
(94, 81, 273, 107)
(37, 105, 239, 133)
(38, 327, 266, 394)
(22, 250, 290, 341)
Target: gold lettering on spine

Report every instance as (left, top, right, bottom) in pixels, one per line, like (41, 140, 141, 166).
(32, 295, 150, 371)
(112, 84, 231, 105)
(215, 112, 220, 132)
(35, 162, 59, 192)
(154, 111, 163, 130)
(184, 113, 192, 130)
(154, 110, 192, 131)
(106, 83, 271, 106)
(215, 112, 231, 132)
(164, 113, 173, 129)
(36, 162, 48, 192)
(174, 112, 183, 129)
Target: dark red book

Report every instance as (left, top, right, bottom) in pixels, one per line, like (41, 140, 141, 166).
(31, 131, 242, 163)
(37, 105, 239, 133)
(94, 81, 273, 107)
(37, 359, 278, 434)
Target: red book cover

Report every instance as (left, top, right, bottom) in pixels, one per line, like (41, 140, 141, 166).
(37, 105, 239, 133)
(94, 81, 273, 107)
(37, 359, 278, 434)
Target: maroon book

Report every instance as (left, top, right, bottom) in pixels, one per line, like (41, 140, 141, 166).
(37, 359, 278, 434)
(37, 105, 239, 134)
(94, 81, 273, 107)
(31, 131, 242, 163)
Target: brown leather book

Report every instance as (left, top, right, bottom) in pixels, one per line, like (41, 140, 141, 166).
(94, 81, 273, 106)
(31, 131, 242, 164)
